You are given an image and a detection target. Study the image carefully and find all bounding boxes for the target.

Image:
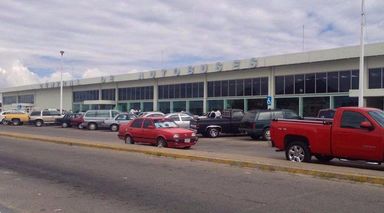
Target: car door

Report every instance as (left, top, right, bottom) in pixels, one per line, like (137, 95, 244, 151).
(332, 110, 382, 161)
(142, 119, 157, 144)
(42, 110, 52, 123)
(129, 119, 144, 142)
(255, 111, 272, 131)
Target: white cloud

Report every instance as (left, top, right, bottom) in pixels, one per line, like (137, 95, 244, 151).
(0, 0, 383, 89)
(82, 68, 105, 78)
(0, 60, 40, 88)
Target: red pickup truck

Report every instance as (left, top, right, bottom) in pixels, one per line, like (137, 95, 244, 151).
(271, 107, 384, 163)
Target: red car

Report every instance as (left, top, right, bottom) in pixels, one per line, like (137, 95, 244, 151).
(71, 114, 84, 129)
(118, 117, 198, 148)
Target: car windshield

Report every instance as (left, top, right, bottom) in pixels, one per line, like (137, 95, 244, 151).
(368, 110, 384, 127)
(153, 119, 178, 128)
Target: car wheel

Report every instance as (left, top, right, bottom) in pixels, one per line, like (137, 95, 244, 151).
(125, 135, 134, 144)
(78, 124, 83, 129)
(62, 122, 68, 128)
(12, 119, 21, 126)
(315, 155, 333, 162)
(250, 134, 259, 140)
(285, 141, 311, 162)
(1, 119, 8, 125)
(157, 137, 167, 148)
(207, 128, 219, 138)
(88, 123, 97, 130)
(262, 128, 271, 141)
(110, 124, 119, 132)
(35, 120, 43, 127)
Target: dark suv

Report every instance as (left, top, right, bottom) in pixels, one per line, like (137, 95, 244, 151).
(239, 109, 299, 140)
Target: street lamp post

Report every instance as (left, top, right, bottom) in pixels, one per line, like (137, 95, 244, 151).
(60, 50, 64, 114)
(358, 0, 365, 107)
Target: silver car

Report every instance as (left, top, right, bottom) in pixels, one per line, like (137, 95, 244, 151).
(102, 113, 137, 132)
(165, 113, 193, 129)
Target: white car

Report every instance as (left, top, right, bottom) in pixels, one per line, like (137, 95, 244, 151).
(165, 113, 193, 129)
(139, 111, 165, 118)
(102, 113, 137, 131)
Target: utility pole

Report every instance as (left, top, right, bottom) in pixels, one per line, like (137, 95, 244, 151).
(60, 50, 64, 114)
(302, 25, 305, 52)
(358, 0, 365, 107)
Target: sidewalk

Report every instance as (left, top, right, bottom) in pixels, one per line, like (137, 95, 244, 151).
(1, 131, 383, 186)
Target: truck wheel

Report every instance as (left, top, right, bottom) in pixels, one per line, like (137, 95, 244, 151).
(35, 120, 43, 127)
(62, 122, 68, 128)
(285, 141, 311, 162)
(88, 123, 97, 130)
(315, 155, 333, 162)
(12, 119, 21, 126)
(262, 128, 271, 141)
(110, 124, 119, 132)
(207, 128, 219, 138)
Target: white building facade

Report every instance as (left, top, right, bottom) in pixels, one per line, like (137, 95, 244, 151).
(2, 42, 384, 117)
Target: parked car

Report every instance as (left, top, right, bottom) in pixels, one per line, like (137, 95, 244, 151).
(118, 117, 198, 148)
(165, 113, 193, 129)
(138, 111, 165, 118)
(317, 108, 336, 119)
(29, 109, 64, 127)
(71, 114, 85, 129)
(82, 110, 120, 130)
(271, 107, 384, 163)
(239, 109, 299, 140)
(190, 109, 244, 138)
(0, 111, 30, 125)
(56, 113, 83, 128)
(102, 113, 137, 132)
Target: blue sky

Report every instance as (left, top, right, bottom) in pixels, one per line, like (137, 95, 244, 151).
(0, 0, 384, 88)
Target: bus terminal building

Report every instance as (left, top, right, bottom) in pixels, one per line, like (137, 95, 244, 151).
(1, 42, 384, 117)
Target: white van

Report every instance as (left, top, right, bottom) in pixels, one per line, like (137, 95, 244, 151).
(82, 110, 120, 130)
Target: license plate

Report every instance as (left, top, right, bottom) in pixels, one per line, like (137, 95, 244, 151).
(184, 138, 191, 143)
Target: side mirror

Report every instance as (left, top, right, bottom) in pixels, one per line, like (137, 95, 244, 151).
(147, 125, 155, 129)
(360, 121, 374, 130)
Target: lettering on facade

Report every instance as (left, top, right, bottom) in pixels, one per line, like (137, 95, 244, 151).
(139, 72, 144, 80)
(150, 71, 156, 78)
(161, 69, 167, 77)
(188, 66, 194, 75)
(215, 62, 223, 72)
(110, 75, 114, 82)
(101, 76, 106, 83)
(174, 68, 180, 76)
(233, 60, 241, 69)
(250, 58, 258, 68)
(201, 64, 208, 73)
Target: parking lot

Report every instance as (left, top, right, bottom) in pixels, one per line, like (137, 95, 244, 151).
(0, 124, 282, 159)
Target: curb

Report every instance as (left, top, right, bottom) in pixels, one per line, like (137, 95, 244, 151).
(1, 131, 384, 186)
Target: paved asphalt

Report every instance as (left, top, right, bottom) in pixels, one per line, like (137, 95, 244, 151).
(0, 125, 282, 159)
(0, 137, 384, 213)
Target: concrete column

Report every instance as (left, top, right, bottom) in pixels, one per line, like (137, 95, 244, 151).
(269, 67, 275, 109)
(330, 96, 334, 109)
(299, 97, 303, 117)
(203, 74, 208, 113)
(244, 99, 248, 112)
(153, 79, 158, 111)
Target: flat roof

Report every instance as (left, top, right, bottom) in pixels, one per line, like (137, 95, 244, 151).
(1, 42, 384, 93)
